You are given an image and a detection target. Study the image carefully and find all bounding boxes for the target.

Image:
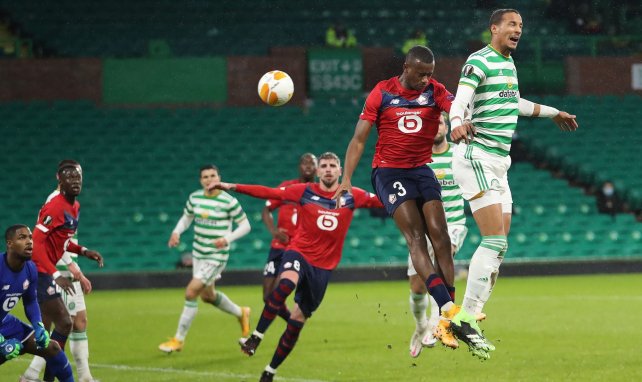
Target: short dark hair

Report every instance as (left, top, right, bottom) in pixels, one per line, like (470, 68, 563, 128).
(318, 152, 340, 166)
(200, 164, 219, 176)
(5, 224, 28, 241)
(406, 45, 434, 64)
(489, 9, 520, 27)
(57, 159, 81, 176)
(299, 153, 317, 164)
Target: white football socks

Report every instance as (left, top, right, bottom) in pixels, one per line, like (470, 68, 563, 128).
(175, 300, 199, 341)
(463, 235, 507, 315)
(428, 295, 439, 326)
(212, 291, 242, 317)
(70, 330, 94, 382)
(23, 355, 46, 379)
(409, 292, 429, 330)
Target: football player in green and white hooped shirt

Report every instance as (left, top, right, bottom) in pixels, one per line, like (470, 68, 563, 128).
(159, 164, 252, 354)
(448, 8, 578, 332)
(22, 159, 99, 382)
(407, 113, 470, 358)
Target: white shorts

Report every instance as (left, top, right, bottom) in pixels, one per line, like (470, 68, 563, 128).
(192, 258, 226, 286)
(452, 144, 513, 213)
(59, 280, 86, 315)
(407, 224, 468, 276)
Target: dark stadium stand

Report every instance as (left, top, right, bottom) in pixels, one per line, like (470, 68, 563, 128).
(0, 0, 584, 58)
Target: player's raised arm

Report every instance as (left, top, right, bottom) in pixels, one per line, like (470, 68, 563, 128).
(518, 98, 578, 131)
(334, 119, 374, 204)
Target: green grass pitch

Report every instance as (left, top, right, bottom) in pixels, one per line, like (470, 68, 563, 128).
(4, 273, 642, 381)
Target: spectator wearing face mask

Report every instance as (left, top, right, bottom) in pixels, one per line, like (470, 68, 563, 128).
(596, 181, 623, 218)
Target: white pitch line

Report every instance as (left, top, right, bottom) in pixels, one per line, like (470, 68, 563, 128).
(88, 362, 331, 382)
(13, 358, 330, 382)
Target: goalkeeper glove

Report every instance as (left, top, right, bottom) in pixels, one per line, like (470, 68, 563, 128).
(34, 322, 50, 349)
(0, 338, 22, 360)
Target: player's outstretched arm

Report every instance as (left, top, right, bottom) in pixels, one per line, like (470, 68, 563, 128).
(334, 119, 373, 205)
(552, 111, 578, 131)
(519, 98, 578, 131)
(208, 181, 236, 192)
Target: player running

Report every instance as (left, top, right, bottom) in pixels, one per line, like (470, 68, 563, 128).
(261, 153, 317, 321)
(209, 152, 383, 382)
(159, 164, 251, 353)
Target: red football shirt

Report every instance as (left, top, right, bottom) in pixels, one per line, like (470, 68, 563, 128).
(265, 179, 301, 250)
(236, 183, 383, 270)
(32, 193, 83, 275)
(360, 76, 454, 168)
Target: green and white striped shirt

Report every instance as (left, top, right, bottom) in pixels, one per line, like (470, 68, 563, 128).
(429, 143, 465, 226)
(183, 190, 247, 261)
(459, 45, 519, 157)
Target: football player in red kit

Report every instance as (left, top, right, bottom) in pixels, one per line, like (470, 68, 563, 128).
(209, 152, 382, 382)
(335, 45, 493, 358)
(31, 162, 103, 381)
(261, 153, 317, 322)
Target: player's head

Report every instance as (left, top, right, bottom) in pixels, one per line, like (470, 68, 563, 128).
(434, 112, 449, 146)
(317, 152, 341, 189)
(58, 162, 83, 197)
(402, 45, 435, 91)
(5, 224, 33, 260)
(489, 9, 522, 54)
(299, 153, 318, 182)
(200, 164, 220, 190)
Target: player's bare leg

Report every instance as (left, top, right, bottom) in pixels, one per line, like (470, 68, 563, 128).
(421, 200, 454, 285)
(393, 201, 459, 348)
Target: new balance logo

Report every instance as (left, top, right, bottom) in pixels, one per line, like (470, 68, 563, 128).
(478, 277, 489, 282)
(1, 285, 9, 290)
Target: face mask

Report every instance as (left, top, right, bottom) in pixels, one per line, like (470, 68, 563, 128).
(603, 186, 614, 197)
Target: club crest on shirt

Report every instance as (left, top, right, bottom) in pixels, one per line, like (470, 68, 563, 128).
(388, 194, 397, 204)
(463, 64, 474, 77)
(23, 279, 29, 290)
